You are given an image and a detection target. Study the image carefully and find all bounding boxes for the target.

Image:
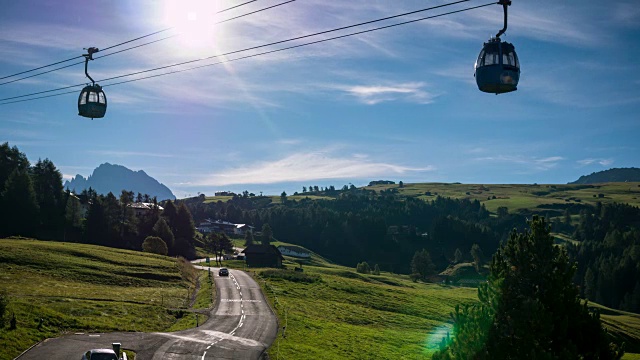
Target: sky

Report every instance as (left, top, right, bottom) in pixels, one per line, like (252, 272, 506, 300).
(1, 0, 639, 198)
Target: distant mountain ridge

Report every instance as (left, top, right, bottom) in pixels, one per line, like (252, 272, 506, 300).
(569, 167, 640, 184)
(64, 163, 176, 200)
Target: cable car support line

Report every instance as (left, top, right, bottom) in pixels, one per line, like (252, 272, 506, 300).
(0, 1, 494, 106)
(0, 0, 268, 83)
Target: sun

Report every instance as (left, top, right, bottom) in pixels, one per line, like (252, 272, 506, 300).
(162, 0, 223, 57)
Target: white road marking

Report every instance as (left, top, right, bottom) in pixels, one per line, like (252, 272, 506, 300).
(206, 346, 211, 350)
(201, 351, 207, 359)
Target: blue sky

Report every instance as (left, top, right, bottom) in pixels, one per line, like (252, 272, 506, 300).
(1, 0, 639, 198)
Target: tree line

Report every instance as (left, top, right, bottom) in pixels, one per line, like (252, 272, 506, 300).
(568, 202, 640, 313)
(0, 142, 197, 258)
(185, 188, 527, 274)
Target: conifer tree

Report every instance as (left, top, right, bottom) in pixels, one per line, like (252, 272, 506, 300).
(432, 216, 624, 360)
(261, 223, 273, 245)
(1, 169, 39, 237)
(153, 217, 175, 254)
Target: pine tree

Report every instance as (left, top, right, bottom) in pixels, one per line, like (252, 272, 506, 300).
(261, 223, 273, 245)
(244, 229, 255, 246)
(470, 243, 484, 272)
(432, 216, 624, 360)
(373, 264, 381, 275)
(168, 203, 196, 258)
(410, 249, 435, 280)
(1, 169, 39, 237)
(454, 248, 463, 264)
(153, 218, 175, 254)
(31, 159, 65, 238)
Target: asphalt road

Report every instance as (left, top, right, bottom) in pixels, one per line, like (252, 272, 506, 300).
(17, 267, 278, 360)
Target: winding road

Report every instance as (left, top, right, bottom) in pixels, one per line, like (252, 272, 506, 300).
(17, 267, 278, 360)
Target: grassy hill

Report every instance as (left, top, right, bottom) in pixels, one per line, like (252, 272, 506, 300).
(232, 243, 640, 359)
(198, 182, 640, 217)
(365, 182, 640, 215)
(0, 238, 213, 359)
(1, 238, 638, 359)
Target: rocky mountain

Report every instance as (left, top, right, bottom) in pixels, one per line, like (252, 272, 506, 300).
(569, 167, 640, 184)
(64, 163, 176, 200)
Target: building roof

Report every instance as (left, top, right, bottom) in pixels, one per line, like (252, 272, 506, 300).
(128, 202, 164, 211)
(277, 245, 310, 253)
(242, 244, 284, 258)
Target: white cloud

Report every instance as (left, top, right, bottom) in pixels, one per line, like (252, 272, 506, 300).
(475, 154, 564, 171)
(577, 158, 614, 167)
(339, 82, 437, 105)
(189, 150, 434, 186)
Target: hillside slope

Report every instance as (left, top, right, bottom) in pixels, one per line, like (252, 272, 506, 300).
(570, 167, 640, 184)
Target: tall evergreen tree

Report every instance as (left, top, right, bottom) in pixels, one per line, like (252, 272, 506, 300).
(1, 169, 39, 237)
(85, 194, 107, 245)
(31, 159, 65, 238)
(244, 229, 255, 247)
(0, 142, 30, 195)
(64, 191, 83, 242)
(173, 203, 196, 258)
(433, 216, 624, 360)
(410, 249, 435, 280)
(261, 223, 273, 245)
(153, 217, 175, 254)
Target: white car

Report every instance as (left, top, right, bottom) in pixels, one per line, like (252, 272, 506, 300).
(81, 349, 119, 360)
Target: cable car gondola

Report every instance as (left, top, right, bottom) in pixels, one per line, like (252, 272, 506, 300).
(474, 0, 520, 94)
(78, 47, 107, 119)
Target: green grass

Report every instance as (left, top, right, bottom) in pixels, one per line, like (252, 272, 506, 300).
(0, 238, 210, 359)
(364, 182, 640, 215)
(253, 253, 640, 359)
(254, 263, 477, 359)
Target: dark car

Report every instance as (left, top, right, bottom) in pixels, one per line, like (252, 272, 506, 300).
(219, 268, 229, 276)
(81, 349, 119, 360)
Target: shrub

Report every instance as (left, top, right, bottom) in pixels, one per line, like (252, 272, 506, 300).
(356, 261, 371, 274)
(142, 236, 168, 255)
(372, 264, 381, 275)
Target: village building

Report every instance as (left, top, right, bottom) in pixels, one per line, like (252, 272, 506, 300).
(242, 244, 284, 268)
(277, 245, 311, 258)
(196, 219, 254, 236)
(128, 202, 164, 217)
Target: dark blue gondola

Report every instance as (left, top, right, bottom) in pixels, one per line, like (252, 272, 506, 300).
(78, 47, 107, 119)
(474, 0, 520, 94)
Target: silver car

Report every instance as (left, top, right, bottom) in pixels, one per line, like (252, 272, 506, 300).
(81, 349, 119, 360)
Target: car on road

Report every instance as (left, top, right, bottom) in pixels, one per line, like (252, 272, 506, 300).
(219, 267, 229, 276)
(81, 348, 119, 360)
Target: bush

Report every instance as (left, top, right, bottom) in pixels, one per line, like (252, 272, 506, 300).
(142, 236, 168, 255)
(356, 261, 371, 274)
(372, 264, 381, 275)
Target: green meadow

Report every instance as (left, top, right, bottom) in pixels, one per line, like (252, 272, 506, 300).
(2, 237, 639, 359)
(365, 182, 640, 214)
(0, 238, 214, 359)
(247, 246, 640, 359)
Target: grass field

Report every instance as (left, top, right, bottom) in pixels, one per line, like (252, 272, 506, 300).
(0, 238, 214, 359)
(258, 265, 477, 359)
(364, 182, 640, 215)
(2, 238, 638, 359)
(240, 243, 640, 359)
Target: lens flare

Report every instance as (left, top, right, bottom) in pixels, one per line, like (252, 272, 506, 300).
(424, 324, 454, 353)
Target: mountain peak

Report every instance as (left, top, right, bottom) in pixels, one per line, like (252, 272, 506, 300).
(64, 163, 175, 200)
